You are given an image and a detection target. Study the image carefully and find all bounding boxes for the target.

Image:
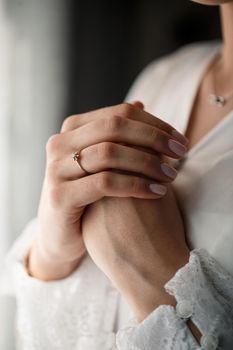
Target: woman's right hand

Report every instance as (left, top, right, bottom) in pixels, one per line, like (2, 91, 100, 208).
(28, 103, 188, 280)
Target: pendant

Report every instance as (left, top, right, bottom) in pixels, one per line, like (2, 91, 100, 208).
(208, 94, 226, 107)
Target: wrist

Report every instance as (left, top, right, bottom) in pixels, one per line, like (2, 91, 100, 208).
(26, 237, 86, 281)
(131, 286, 177, 322)
(120, 249, 190, 322)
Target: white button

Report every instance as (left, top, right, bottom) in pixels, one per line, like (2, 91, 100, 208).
(200, 334, 219, 350)
(176, 301, 193, 319)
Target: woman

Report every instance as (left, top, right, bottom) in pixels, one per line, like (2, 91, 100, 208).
(4, 0, 233, 349)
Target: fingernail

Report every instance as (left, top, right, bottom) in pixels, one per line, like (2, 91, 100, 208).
(168, 139, 187, 157)
(149, 184, 167, 195)
(172, 130, 189, 146)
(161, 163, 178, 179)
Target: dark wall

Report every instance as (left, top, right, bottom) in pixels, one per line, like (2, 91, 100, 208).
(66, 0, 221, 115)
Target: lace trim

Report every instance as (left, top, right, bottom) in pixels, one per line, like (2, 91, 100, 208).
(165, 249, 233, 343)
(116, 305, 199, 350)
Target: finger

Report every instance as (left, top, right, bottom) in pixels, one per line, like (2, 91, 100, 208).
(51, 142, 177, 183)
(60, 116, 187, 160)
(61, 103, 188, 146)
(131, 101, 144, 110)
(58, 171, 167, 209)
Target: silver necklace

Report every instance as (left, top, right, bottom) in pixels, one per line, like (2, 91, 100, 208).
(208, 56, 233, 108)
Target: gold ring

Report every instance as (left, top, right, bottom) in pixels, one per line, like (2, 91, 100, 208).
(72, 152, 90, 175)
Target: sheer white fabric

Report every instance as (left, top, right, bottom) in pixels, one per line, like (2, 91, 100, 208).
(2, 41, 233, 349)
(4, 219, 233, 349)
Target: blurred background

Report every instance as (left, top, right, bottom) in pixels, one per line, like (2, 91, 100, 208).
(0, 0, 220, 348)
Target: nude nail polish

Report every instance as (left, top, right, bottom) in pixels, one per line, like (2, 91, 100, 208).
(168, 139, 187, 157)
(149, 184, 167, 195)
(161, 163, 178, 179)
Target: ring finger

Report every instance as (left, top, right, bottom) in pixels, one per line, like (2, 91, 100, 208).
(54, 142, 177, 182)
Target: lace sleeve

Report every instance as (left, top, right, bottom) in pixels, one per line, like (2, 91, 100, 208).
(116, 249, 233, 350)
(1, 219, 120, 350)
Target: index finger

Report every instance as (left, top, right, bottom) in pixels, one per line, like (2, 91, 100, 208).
(61, 103, 188, 145)
(128, 104, 188, 145)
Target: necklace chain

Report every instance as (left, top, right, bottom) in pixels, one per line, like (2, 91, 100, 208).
(209, 53, 233, 108)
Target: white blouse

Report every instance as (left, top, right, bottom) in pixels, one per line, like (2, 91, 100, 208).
(2, 41, 233, 350)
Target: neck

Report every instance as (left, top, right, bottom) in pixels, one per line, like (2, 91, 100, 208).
(220, 3, 233, 72)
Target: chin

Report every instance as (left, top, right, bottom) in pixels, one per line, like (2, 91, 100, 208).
(191, 0, 233, 4)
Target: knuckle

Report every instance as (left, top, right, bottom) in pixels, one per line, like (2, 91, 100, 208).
(142, 154, 154, 170)
(49, 184, 64, 208)
(104, 114, 124, 133)
(46, 134, 61, 155)
(131, 177, 144, 193)
(150, 127, 159, 143)
(61, 115, 78, 132)
(96, 172, 113, 192)
(118, 103, 134, 118)
(97, 142, 115, 161)
(46, 160, 60, 183)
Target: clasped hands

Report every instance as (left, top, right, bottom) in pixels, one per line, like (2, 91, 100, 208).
(29, 102, 190, 321)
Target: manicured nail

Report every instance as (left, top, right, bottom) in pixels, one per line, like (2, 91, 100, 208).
(168, 139, 187, 157)
(172, 130, 189, 146)
(149, 184, 167, 195)
(161, 163, 178, 179)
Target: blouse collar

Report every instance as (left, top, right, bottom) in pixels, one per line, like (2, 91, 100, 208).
(177, 41, 233, 161)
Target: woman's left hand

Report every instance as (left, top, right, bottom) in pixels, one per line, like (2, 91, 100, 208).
(81, 184, 190, 321)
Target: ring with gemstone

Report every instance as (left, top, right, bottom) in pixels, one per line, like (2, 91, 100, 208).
(72, 151, 90, 175)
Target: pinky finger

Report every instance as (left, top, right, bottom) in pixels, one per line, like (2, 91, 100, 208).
(96, 172, 167, 199)
(62, 171, 167, 209)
